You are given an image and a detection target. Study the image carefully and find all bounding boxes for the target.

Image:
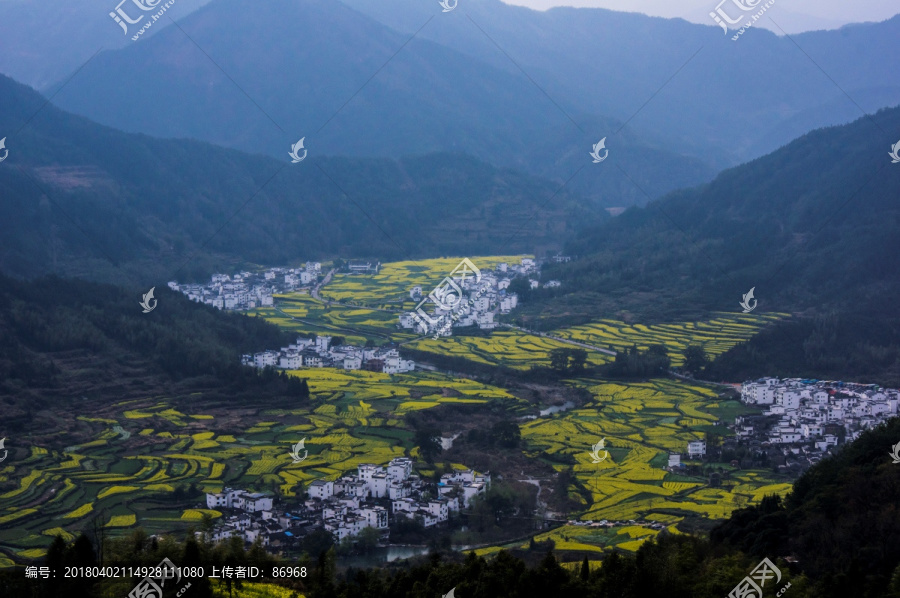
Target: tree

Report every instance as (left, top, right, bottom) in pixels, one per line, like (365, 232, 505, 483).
(491, 421, 521, 448)
(183, 536, 213, 598)
(356, 526, 381, 553)
(44, 535, 67, 597)
(414, 427, 442, 463)
(568, 349, 588, 373)
(550, 348, 570, 372)
(66, 534, 97, 598)
(69, 534, 96, 567)
(300, 528, 335, 559)
(200, 513, 216, 535)
(683, 345, 709, 375)
(507, 277, 533, 302)
(581, 555, 590, 581)
(704, 431, 724, 462)
(549, 348, 588, 374)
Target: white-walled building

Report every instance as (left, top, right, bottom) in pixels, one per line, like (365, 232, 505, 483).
(309, 480, 334, 500)
(687, 441, 706, 459)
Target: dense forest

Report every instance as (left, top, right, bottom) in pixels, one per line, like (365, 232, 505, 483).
(0, 74, 603, 284)
(546, 106, 900, 319)
(507, 106, 900, 385)
(0, 417, 896, 598)
(0, 275, 309, 425)
(703, 314, 900, 387)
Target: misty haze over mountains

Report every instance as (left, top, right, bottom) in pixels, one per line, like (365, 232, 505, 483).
(2, 0, 896, 208)
(0, 0, 897, 290)
(2, 3, 900, 596)
(0, 73, 602, 283)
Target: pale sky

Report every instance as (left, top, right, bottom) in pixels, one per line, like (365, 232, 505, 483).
(502, 0, 900, 33)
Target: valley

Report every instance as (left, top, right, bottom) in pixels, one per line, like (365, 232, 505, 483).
(1, 1, 899, 596)
(0, 257, 793, 569)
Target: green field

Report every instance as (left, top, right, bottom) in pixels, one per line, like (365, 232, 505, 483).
(320, 256, 531, 308)
(406, 329, 612, 370)
(552, 312, 787, 365)
(251, 293, 410, 345)
(521, 378, 790, 523)
(1, 257, 794, 565)
(0, 370, 522, 564)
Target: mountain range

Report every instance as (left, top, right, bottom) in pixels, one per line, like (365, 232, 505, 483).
(22, 0, 898, 207)
(544, 105, 900, 318)
(0, 73, 601, 285)
(520, 104, 900, 384)
(0, 0, 214, 89)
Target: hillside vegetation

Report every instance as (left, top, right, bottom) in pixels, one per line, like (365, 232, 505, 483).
(528, 107, 900, 383)
(0, 275, 307, 424)
(0, 418, 896, 597)
(0, 74, 602, 284)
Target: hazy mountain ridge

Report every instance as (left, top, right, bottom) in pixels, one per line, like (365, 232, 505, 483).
(0, 0, 214, 89)
(39, 0, 718, 206)
(340, 0, 900, 166)
(548, 105, 900, 317)
(0, 74, 603, 283)
(511, 106, 900, 383)
(3, 1, 897, 208)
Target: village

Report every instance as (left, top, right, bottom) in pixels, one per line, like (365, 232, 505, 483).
(398, 257, 561, 337)
(229, 256, 567, 373)
(168, 256, 562, 341)
(727, 377, 900, 473)
(168, 262, 324, 311)
(203, 458, 490, 551)
(241, 335, 416, 374)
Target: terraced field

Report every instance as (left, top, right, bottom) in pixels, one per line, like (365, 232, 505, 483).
(405, 329, 613, 370)
(0, 370, 522, 564)
(2, 258, 794, 566)
(251, 293, 410, 345)
(552, 312, 787, 365)
(320, 256, 530, 308)
(520, 378, 791, 525)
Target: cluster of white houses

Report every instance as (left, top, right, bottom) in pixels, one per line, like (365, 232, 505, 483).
(308, 458, 490, 540)
(170, 263, 322, 311)
(205, 458, 489, 547)
(665, 440, 708, 469)
(242, 335, 415, 375)
(724, 377, 900, 471)
(737, 378, 898, 445)
(399, 257, 558, 336)
(665, 378, 899, 471)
